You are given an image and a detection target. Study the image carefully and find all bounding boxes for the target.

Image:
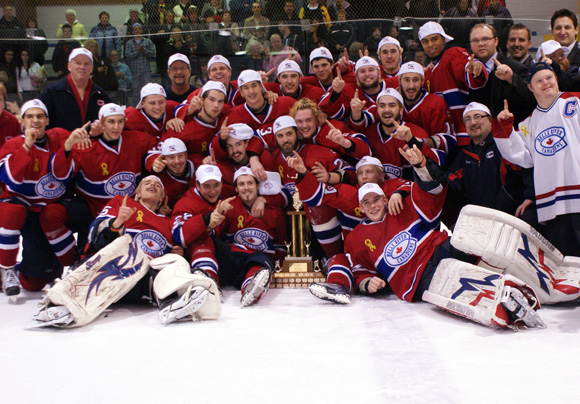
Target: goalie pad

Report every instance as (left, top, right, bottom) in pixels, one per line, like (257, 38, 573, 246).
(44, 235, 150, 328)
(152, 255, 221, 321)
(423, 258, 544, 329)
(451, 205, 580, 304)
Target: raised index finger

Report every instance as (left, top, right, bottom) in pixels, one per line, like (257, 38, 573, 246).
(221, 116, 228, 129)
(504, 99, 509, 111)
(325, 119, 336, 130)
(493, 57, 501, 67)
(344, 47, 349, 61)
(122, 195, 128, 206)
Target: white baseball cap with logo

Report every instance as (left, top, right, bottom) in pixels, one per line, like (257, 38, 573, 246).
(233, 166, 255, 183)
(167, 53, 191, 69)
(259, 171, 283, 195)
(195, 164, 222, 184)
(535, 40, 563, 62)
(136, 83, 166, 109)
(21, 99, 49, 117)
(237, 69, 267, 92)
(398, 61, 425, 78)
(355, 156, 384, 172)
(376, 88, 404, 106)
(273, 116, 297, 134)
(228, 123, 254, 140)
(161, 137, 187, 155)
(277, 60, 303, 77)
(355, 56, 380, 73)
(358, 182, 385, 202)
(208, 55, 232, 70)
(99, 103, 125, 120)
(309, 46, 334, 63)
(201, 80, 227, 97)
(418, 21, 454, 42)
(463, 102, 491, 119)
(378, 36, 402, 52)
(68, 47, 93, 63)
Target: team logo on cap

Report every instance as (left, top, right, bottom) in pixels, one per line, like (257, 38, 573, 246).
(169, 145, 177, 152)
(535, 126, 567, 156)
(206, 167, 215, 172)
(239, 77, 245, 85)
(105, 171, 137, 196)
(320, 49, 328, 55)
(134, 230, 167, 257)
(383, 231, 417, 267)
(234, 227, 270, 251)
(274, 122, 281, 129)
(284, 62, 292, 69)
(35, 174, 66, 199)
(362, 59, 370, 64)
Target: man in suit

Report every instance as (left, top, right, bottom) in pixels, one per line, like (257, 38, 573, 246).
(550, 9, 580, 72)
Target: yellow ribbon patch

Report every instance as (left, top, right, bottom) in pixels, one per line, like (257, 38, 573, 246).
(136, 210, 144, 222)
(33, 158, 39, 172)
(354, 207, 361, 217)
(201, 141, 207, 152)
(520, 125, 530, 137)
(364, 239, 376, 252)
(278, 165, 284, 178)
(101, 163, 109, 176)
(237, 215, 244, 229)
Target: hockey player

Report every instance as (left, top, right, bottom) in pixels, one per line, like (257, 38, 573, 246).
(418, 21, 489, 146)
(309, 146, 549, 330)
(123, 83, 182, 139)
(301, 47, 356, 92)
(32, 175, 221, 327)
(492, 62, 580, 255)
(41, 103, 158, 269)
(362, 88, 444, 180)
(272, 60, 326, 102)
(377, 36, 403, 80)
(0, 100, 70, 299)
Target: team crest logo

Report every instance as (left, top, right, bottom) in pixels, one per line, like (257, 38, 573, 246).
(486, 151, 494, 158)
(104, 171, 136, 196)
(383, 231, 417, 267)
(239, 77, 245, 85)
(35, 174, 66, 199)
(264, 182, 273, 190)
(234, 227, 269, 251)
(134, 230, 167, 257)
(284, 62, 292, 69)
(169, 145, 177, 152)
(535, 126, 567, 156)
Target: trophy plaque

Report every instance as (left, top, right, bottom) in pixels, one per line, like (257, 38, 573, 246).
(271, 192, 326, 288)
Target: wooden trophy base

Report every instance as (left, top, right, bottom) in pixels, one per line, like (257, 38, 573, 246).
(271, 257, 326, 289)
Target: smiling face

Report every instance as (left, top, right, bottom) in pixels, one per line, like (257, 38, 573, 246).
(399, 72, 423, 104)
(21, 107, 49, 140)
(275, 127, 299, 157)
(470, 25, 498, 62)
(420, 33, 446, 59)
(67, 55, 93, 82)
(463, 110, 491, 144)
(168, 60, 191, 86)
(528, 69, 559, 108)
(235, 174, 259, 206)
(356, 164, 383, 186)
(311, 58, 333, 84)
(239, 80, 265, 109)
(136, 177, 165, 209)
(196, 179, 222, 204)
(377, 96, 402, 127)
(356, 65, 381, 91)
(226, 137, 249, 164)
(293, 108, 317, 139)
(142, 94, 167, 120)
(507, 28, 532, 60)
(551, 16, 578, 47)
(99, 13, 109, 25)
(101, 114, 125, 141)
(164, 152, 188, 177)
(66, 12, 76, 25)
(360, 192, 387, 222)
(278, 71, 301, 96)
(378, 44, 401, 75)
(208, 62, 231, 87)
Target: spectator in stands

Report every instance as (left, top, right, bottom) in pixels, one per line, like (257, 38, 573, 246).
(152, 10, 180, 76)
(245, 26, 270, 55)
(16, 48, 45, 103)
(163, 28, 191, 79)
(24, 17, 48, 65)
(0, 5, 23, 29)
(507, 23, 533, 69)
(219, 11, 241, 53)
(328, 0, 356, 21)
(364, 27, 383, 55)
(279, 21, 304, 54)
(550, 9, 580, 71)
(89, 11, 122, 59)
(202, 0, 224, 24)
(125, 8, 144, 38)
(414, 50, 427, 66)
(243, 39, 269, 72)
(165, 53, 195, 103)
(441, 0, 478, 50)
(173, 0, 192, 22)
(299, 0, 331, 29)
(39, 48, 112, 130)
(0, 48, 17, 101)
(244, 2, 271, 39)
(482, 0, 513, 52)
(266, 33, 303, 72)
(84, 39, 118, 92)
(146, 0, 171, 26)
(109, 50, 132, 105)
(56, 9, 87, 39)
(230, 0, 254, 23)
(475, 0, 504, 16)
(408, 0, 441, 28)
(52, 24, 81, 79)
(327, 9, 356, 58)
(280, 1, 300, 35)
(190, 56, 209, 88)
(304, 20, 328, 61)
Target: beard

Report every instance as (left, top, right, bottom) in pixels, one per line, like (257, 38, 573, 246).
(359, 77, 380, 91)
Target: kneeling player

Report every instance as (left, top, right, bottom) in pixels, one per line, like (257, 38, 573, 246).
(32, 176, 220, 327)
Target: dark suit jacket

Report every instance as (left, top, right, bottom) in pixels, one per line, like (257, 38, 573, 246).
(566, 41, 580, 72)
(470, 51, 536, 126)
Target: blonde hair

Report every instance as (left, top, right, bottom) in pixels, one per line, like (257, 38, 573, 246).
(289, 98, 320, 119)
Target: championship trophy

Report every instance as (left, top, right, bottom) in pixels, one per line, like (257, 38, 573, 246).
(271, 191, 326, 288)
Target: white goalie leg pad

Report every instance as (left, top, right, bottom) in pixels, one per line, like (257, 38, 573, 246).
(451, 205, 580, 304)
(422, 259, 544, 329)
(153, 257, 221, 321)
(44, 235, 151, 328)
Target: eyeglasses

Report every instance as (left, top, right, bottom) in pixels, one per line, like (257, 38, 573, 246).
(463, 113, 489, 123)
(470, 36, 496, 45)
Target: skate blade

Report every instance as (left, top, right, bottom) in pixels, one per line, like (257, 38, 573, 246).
(309, 284, 351, 304)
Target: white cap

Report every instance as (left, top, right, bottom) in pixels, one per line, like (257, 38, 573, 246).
(355, 56, 380, 73)
(463, 102, 491, 118)
(237, 69, 267, 92)
(273, 115, 297, 134)
(98, 103, 125, 120)
(378, 36, 402, 52)
(358, 183, 385, 202)
(136, 83, 166, 109)
(201, 80, 227, 97)
(309, 46, 334, 63)
(398, 61, 424, 78)
(21, 99, 48, 117)
(418, 21, 453, 43)
(140, 175, 164, 191)
(167, 53, 191, 69)
(195, 164, 222, 184)
(233, 166, 255, 183)
(228, 123, 254, 140)
(161, 138, 187, 155)
(277, 60, 303, 77)
(207, 55, 231, 70)
(68, 47, 93, 63)
(355, 156, 383, 172)
(376, 88, 404, 106)
(535, 40, 562, 62)
(259, 171, 282, 195)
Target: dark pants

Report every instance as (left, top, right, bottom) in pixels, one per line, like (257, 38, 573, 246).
(545, 213, 580, 256)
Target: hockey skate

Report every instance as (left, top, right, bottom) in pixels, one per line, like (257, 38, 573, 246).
(309, 282, 351, 304)
(1, 268, 21, 303)
(500, 286, 546, 329)
(241, 268, 272, 307)
(158, 285, 210, 325)
(31, 305, 74, 328)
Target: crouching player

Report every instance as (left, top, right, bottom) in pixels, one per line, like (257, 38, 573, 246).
(31, 176, 221, 327)
(309, 146, 576, 330)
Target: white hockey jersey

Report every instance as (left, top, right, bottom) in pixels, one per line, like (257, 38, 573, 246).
(492, 92, 580, 222)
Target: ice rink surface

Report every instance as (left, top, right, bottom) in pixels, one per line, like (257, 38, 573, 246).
(1, 287, 579, 404)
